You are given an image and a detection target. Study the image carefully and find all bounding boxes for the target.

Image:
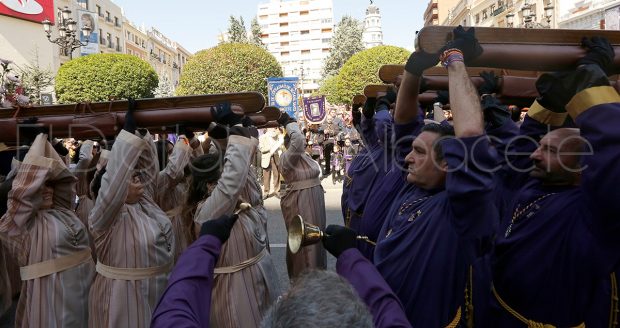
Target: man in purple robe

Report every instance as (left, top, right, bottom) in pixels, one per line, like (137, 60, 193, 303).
(373, 26, 498, 326)
(489, 37, 620, 326)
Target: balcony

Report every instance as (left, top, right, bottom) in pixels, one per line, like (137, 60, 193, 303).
(105, 17, 113, 24)
(492, 5, 506, 16)
(424, 0, 439, 19)
(108, 42, 115, 49)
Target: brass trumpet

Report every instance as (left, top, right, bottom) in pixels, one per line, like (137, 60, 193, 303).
(287, 215, 376, 254)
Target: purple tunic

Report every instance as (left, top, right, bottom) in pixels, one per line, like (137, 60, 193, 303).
(491, 99, 620, 326)
(337, 248, 411, 328)
(374, 135, 497, 326)
(151, 235, 222, 328)
(345, 111, 392, 232)
(357, 114, 423, 260)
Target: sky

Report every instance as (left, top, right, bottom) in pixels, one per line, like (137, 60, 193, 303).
(112, 0, 426, 54)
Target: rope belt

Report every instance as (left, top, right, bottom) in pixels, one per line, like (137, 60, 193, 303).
(96, 261, 172, 281)
(165, 206, 183, 218)
(445, 306, 462, 328)
(214, 248, 268, 275)
(288, 177, 321, 192)
(20, 249, 92, 281)
(345, 207, 363, 228)
(492, 285, 585, 328)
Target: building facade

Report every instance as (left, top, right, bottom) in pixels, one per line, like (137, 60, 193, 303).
(257, 0, 335, 95)
(124, 20, 148, 61)
(442, 0, 559, 28)
(424, 0, 461, 26)
(363, 4, 383, 48)
(558, 0, 620, 30)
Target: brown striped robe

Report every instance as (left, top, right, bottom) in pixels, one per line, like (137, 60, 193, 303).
(279, 123, 327, 278)
(194, 135, 280, 328)
(73, 140, 95, 228)
(0, 134, 95, 328)
(155, 139, 192, 260)
(88, 130, 174, 328)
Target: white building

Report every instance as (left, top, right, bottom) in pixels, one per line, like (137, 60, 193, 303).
(257, 0, 335, 95)
(362, 4, 383, 48)
(558, 0, 620, 30)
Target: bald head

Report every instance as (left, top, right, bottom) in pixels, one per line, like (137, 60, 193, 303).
(530, 128, 587, 186)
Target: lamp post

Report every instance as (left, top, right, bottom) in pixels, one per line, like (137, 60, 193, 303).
(42, 6, 91, 59)
(515, 0, 554, 28)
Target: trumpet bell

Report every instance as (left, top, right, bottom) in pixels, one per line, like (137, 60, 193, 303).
(288, 215, 323, 254)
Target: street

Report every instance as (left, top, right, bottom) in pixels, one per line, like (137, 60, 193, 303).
(263, 179, 344, 289)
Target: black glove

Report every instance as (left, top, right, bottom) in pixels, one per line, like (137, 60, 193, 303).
(535, 71, 574, 113)
(123, 98, 137, 134)
(248, 126, 259, 139)
(277, 112, 296, 126)
(433, 90, 450, 105)
(478, 71, 499, 95)
(404, 51, 440, 76)
(209, 124, 229, 140)
(578, 36, 615, 75)
(376, 88, 397, 113)
(211, 103, 242, 127)
(362, 97, 377, 119)
(322, 225, 357, 258)
(481, 96, 511, 129)
(440, 26, 483, 63)
(241, 116, 255, 128)
(199, 214, 239, 243)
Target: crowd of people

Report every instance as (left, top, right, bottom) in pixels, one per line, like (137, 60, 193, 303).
(0, 26, 619, 328)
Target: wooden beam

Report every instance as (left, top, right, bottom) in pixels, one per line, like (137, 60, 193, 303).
(415, 26, 620, 72)
(363, 84, 391, 98)
(352, 95, 367, 105)
(0, 92, 265, 120)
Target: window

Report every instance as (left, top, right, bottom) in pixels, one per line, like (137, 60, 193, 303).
(280, 41, 289, 46)
(106, 11, 111, 22)
(99, 29, 104, 44)
(279, 13, 288, 17)
(301, 30, 309, 35)
(321, 18, 332, 24)
(301, 50, 310, 55)
(300, 10, 309, 15)
(280, 22, 288, 27)
(475, 14, 480, 23)
(322, 38, 331, 43)
(321, 28, 332, 33)
(280, 32, 289, 36)
(259, 15, 268, 20)
(77, 0, 88, 10)
(96, 5, 102, 16)
(482, 10, 488, 20)
(281, 51, 290, 56)
(114, 16, 119, 27)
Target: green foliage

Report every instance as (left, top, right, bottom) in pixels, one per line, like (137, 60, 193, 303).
(250, 17, 266, 48)
(321, 16, 364, 78)
(177, 43, 283, 97)
(320, 45, 410, 105)
(18, 49, 54, 105)
(227, 16, 248, 43)
(55, 54, 158, 103)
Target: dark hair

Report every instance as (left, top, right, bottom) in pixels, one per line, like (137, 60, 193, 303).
(90, 166, 106, 200)
(72, 144, 82, 164)
(421, 123, 455, 162)
(186, 154, 222, 207)
(155, 140, 173, 171)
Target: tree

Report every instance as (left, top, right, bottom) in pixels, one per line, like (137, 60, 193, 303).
(154, 74, 173, 98)
(321, 16, 365, 78)
(227, 16, 248, 43)
(177, 43, 282, 98)
(250, 17, 265, 48)
(319, 45, 410, 105)
(55, 54, 158, 103)
(18, 49, 54, 105)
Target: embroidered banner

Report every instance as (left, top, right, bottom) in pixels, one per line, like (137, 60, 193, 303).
(267, 77, 299, 119)
(303, 96, 326, 124)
